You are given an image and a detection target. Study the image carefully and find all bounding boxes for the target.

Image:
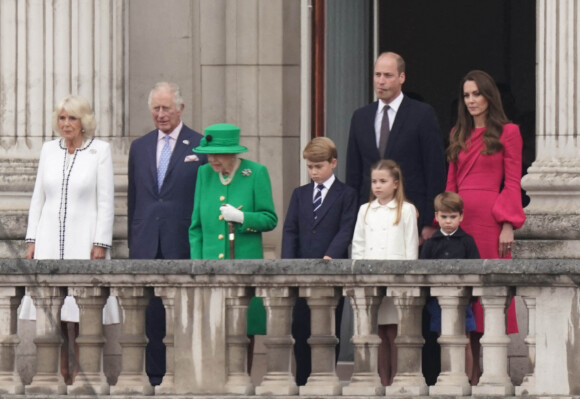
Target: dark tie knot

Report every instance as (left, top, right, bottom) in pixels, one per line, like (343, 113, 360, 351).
(317, 184, 325, 191)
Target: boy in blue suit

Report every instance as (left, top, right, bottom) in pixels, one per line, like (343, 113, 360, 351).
(282, 137, 358, 385)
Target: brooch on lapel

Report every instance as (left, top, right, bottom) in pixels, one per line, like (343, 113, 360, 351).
(182, 139, 190, 145)
(241, 169, 252, 177)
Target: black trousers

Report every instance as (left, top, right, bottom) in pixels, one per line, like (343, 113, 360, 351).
(146, 245, 168, 385)
(292, 296, 345, 386)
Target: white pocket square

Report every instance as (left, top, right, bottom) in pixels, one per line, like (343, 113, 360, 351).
(184, 154, 199, 162)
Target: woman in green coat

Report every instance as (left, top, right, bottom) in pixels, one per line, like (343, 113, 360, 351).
(189, 123, 277, 369)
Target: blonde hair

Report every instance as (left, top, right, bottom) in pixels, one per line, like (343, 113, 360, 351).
(52, 95, 97, 138)
(303, 137, 337, 162)
(365, 159, 416, 225)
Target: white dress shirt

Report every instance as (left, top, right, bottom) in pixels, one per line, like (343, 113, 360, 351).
(312, 174, 336, 204)
(156, 121, 183, 167)
(374, 92, 404, 148)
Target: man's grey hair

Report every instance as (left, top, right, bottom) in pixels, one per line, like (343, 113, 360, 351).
(147, 82, 184, 109)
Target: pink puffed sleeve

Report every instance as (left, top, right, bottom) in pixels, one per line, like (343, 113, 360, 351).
(491, 124, 526, 229)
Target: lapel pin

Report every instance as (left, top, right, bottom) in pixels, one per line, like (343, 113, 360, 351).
(183, 139, 190, 145)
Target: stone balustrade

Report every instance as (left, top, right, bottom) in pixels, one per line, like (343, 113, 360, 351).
(0, 258, 578, 398)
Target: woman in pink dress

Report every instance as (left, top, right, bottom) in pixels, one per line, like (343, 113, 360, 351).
(446, 70, 526, 384)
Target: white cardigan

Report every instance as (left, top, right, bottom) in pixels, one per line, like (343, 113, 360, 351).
(26, 138, 114, 259)
(352, 198, 419, 260)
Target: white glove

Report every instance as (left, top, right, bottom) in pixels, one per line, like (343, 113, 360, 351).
(220, 204, 244, 224)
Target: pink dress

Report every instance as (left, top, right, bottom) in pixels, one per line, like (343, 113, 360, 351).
(446, 123, 526, 333)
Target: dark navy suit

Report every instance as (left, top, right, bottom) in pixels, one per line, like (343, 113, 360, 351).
(282, 178, 357, 259)
(128, 124, 206, 259)
(346, 95, 445, 229)
(282, 178, 357, 385)
(127, 124, 205, 384)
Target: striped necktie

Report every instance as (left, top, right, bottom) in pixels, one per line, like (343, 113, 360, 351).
(157, 135, 171, 192)
(313, 184, 324, 220)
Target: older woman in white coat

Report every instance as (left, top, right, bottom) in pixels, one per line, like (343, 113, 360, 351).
(23, 95, 118, 384)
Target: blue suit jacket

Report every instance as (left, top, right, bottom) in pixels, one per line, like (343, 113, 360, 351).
(281, 178, 357, 259)
(128, 124, 206, 259)
(346, 95, 445, 228)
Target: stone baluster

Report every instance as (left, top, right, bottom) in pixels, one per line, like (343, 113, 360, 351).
(255, 287, 298, 396)
(429, 287, 471, 396)
(471, 286, 514, 395)
(0, 287, 24, 394)
(154, 287, 177, 394)
(109, 287, 154, 395)
(516, 287, 540, 396)
(25, 286, 67, 395)
(67, 287, 109, 395)
(342, 287, 384, 396)
(385, 287, 428, 396)
(300, 287, 341, 396)
(224, 287, 254, 395)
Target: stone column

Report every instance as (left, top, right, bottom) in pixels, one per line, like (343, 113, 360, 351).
(471, 287, 514, 395)
(0, 287, 24, 394)
(516, 287, 540, 396)
(255, 287, 298, 396)
(0, 0, 126, 258)
(429, 287, 471, 396)
(154, 287, 177, 395)
(66, 287, 109, 395)
(299, 287, 341, 396)
(223, 287, 253, 395)
(109, 287, 153, 396)
(385, 287, 428, 396)
(25, 286, 67, 395)
(518, 0, 580, 259)
(342, 287, 384, 396)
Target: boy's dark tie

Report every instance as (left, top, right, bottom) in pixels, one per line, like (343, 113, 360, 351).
(313, 184, 324, 220)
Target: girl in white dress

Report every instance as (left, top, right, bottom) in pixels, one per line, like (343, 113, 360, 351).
(351, 159, 419, 386)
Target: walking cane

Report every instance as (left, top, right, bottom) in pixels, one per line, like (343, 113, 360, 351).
(227, 205, 243, 259)
(228, 222, 235, 259)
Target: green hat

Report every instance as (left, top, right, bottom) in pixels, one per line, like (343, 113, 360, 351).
(193, 123, 248, 154)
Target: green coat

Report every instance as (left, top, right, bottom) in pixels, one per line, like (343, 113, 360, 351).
(189, 158, 277, 334)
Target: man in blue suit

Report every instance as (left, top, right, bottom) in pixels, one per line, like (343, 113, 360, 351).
(127, 82, 206, 385)
(282, 137, 357, 386)
(346, 52, 445, 243)
(128, 82, 206, 259)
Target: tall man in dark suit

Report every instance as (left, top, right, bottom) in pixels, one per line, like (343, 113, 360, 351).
(346, 52, 445, 243)
(128, 81, 206, 259)
(127, 82, 206, 385)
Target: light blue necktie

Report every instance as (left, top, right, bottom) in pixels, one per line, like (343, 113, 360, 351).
(157, 135, 171, 192)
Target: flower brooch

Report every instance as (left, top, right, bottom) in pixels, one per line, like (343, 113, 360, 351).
(241, 169, 252, 177)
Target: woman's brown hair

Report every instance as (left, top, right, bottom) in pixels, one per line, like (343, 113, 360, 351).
(447, 70, 510, 162)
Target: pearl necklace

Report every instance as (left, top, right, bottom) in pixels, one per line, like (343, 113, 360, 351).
(219, 158, 241, 186)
